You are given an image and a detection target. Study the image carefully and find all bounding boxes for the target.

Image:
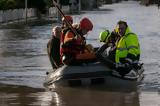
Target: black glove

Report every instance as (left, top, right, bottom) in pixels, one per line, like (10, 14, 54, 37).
(124, 63, 131, 68)
(132, 61, 143, 70)
(115, 62, 132, 76)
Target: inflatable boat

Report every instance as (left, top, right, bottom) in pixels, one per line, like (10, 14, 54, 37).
(45, 41, 144, 86)
(44, 62, 144, 86)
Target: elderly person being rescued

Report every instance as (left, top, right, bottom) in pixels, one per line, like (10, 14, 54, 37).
(47, 26, 62, 69)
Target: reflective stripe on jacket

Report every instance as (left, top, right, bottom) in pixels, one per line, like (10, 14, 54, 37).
(115, 27, 140, 63)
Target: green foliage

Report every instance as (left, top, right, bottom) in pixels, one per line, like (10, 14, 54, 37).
(28, 0, 46, 13)
(60, 0, 70, 5)
(0, 0, 24, 10)
(15, 0, 25, 8)
(44, 0, 53, 7)
(0, 0, 47, 12)
(0, 0, 7, 10)
(6, 0, 17, 9)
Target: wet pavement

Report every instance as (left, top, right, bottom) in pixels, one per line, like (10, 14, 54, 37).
(0, 1, 160, 106)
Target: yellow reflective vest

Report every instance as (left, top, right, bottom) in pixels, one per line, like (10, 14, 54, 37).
(115, 27, 140, 63)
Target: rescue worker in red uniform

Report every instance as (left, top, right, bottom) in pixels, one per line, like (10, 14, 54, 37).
(47, 15, 74, 69)
(60, 17, 96, 65)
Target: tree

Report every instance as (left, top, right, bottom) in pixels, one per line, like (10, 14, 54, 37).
(28, 0, 46, 13)
(0, 0, 6, 10)
(0, 0, 46, 13)
(6, 0, 17, 9)
(44, 0, 53, 7)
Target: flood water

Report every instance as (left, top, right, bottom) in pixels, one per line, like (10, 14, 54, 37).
(0, 1, 160, 106)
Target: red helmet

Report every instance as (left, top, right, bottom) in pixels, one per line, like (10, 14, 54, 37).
(62, 15, 73, 23)
(80, 17, 93, 31)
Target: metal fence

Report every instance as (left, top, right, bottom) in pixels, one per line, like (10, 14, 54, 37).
(0, 8, 36, 23)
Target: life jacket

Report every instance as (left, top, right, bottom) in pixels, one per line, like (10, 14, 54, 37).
(60, 28, 70, 56)
(60, 28, 85, 58)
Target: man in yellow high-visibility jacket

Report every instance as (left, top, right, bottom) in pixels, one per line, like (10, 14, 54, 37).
(115, 20, 140, 76)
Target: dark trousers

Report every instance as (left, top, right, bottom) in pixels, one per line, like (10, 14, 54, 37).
(96, 45, 133, 76)
(96, 44, 116, 69)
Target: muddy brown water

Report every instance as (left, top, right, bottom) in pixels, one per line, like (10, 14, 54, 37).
(1, 1, 160, 106)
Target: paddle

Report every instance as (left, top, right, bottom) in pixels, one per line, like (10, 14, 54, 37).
(52, 0, 81, 39)
(52, 0, 94, 53)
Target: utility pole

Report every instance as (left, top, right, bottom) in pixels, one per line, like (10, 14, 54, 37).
(25, 0, 28, 24)
(79, 0, 81, 14)
(57, 0, 61, 22)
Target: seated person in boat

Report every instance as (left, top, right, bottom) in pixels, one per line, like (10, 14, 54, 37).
(115, 20, 141, 76)
(60, 15, 74, 57)
(96, 29, 120, 66)
(47, 15, 74, 69)
(60, 17, 96, 65)
(97, 20, 141, 77)
(47, 26, 62, 69)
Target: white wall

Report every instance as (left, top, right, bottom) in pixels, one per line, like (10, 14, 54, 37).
(48, 6, 70, 18)
(0, 8, 37, 23)
(0, 11, 3, 23)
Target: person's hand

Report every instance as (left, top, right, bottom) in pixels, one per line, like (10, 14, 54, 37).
(74, 34, 81, 40)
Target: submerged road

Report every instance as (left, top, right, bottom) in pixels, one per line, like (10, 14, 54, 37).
(0, 1, 160, 106)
